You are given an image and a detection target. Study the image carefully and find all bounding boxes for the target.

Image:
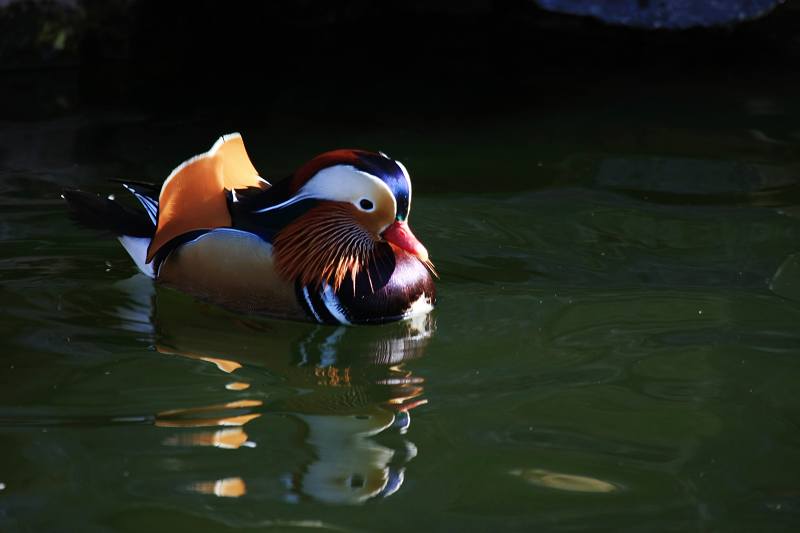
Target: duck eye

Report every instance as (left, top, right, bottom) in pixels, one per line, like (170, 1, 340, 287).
(359, 198, 374, 211)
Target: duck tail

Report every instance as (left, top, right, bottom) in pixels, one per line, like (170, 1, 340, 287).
(62, 189, 157, 278)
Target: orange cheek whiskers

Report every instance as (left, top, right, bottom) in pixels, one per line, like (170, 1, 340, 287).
(273, 203, 376, 292)
(421, 257, 439, 278)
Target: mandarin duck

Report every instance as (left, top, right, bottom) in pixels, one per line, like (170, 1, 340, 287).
(64, 133, 436, 325)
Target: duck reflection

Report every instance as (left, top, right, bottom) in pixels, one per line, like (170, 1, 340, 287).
(117, 279, 433, 504)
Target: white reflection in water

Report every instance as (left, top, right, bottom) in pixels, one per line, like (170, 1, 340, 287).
(112, 275, 436, 504)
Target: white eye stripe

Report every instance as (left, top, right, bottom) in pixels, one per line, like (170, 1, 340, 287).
(299, 165, 396, 214)
(252, 193, 312, 213)
(252, 164, 401, 218)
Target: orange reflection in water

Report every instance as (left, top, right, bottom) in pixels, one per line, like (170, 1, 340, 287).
(163, 427, 255, 449)
(509, 468, 621, 493)
(156, 399, 262, 428)
(155, 398, 262, 456)
(139, 287, 435, 503)
(156, 344, 243, 374)
(190, 477, 247, 498)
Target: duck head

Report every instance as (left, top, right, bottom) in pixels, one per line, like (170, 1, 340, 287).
(238, 150, 433, 291)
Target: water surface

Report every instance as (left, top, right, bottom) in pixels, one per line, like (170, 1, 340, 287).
(2, 79, 800, 532)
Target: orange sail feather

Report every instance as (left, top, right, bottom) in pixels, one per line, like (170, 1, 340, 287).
(146, 133, 267, 263)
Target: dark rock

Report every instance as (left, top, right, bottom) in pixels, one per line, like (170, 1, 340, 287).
(535, 0, 782, 29)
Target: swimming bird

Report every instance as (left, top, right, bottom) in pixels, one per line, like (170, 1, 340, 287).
(63, 133, 436, 325)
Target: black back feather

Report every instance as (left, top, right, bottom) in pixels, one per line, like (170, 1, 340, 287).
(62, 189, 154, 237)
(108, 178, 161, 196)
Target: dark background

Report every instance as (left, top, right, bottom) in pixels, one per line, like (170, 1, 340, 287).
(1, 0, 799, 120)
(1, 0, 799, 200)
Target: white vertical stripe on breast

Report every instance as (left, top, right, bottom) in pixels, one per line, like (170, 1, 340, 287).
(302, 286, 323, 323)
(321, 284, 351, 325)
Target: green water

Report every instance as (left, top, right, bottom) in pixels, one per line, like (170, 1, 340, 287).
(2, 80, 800, 532)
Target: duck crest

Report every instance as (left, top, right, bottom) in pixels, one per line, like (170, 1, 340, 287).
(287, 150, 411, 219)
(290, 149, 365, 191)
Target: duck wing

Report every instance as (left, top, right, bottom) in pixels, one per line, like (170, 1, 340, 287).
(146, 133, 269, 263)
